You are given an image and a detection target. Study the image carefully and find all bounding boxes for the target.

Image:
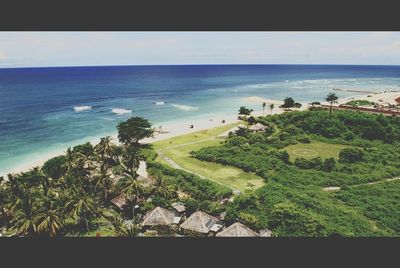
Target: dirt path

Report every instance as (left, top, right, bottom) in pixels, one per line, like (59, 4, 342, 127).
(322, 177, 400, 192)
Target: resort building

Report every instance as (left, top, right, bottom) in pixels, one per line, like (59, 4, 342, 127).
(249, 123, 267, 132)
(180, 211, 223, 234)
(216, 222, 259, 237)
(259, 229, 273, 237)
(171, 202, 186, 213)
(142, 206, 181, 226)
(111, 193, 128, 211)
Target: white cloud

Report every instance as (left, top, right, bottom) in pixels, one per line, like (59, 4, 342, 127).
(0, 32, 400, 67)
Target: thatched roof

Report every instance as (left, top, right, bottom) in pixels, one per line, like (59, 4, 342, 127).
(142, 207, 181, 226)
(395, 96, 400, 103)
(249, 123, 267, 132)
(259, 229, 273, 237)
(180, 211, 220, 234)
(172, 202, 186, 213)
(216, 222, 259, 237)
(111, 193, 128, 210)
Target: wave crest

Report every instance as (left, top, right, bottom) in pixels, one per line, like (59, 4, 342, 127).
(112, 108, 132, 115)
(171, 104, 199, 111)
(155, 101, 165, 105)
(74, 106, 92, 112)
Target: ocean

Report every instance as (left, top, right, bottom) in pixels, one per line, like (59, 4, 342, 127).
(1, 64, 400, 175)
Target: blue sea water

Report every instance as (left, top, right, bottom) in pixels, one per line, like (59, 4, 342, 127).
(1, 64, 400, 174)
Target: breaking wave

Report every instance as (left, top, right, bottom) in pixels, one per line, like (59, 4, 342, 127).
(74, 106, 92, 112)
(171, 104, 199, 111)
(111, 108, 132, 115)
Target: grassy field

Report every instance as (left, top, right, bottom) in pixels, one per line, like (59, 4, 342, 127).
(152, 123, 265, 192)
(284, 141, 349, 161)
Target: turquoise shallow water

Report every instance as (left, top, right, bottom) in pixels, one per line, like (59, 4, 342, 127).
(1, 64, 400, 174)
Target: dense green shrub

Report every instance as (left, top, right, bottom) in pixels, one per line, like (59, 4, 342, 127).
(339, 148, 364, 163)
(42, 155, 67, 179)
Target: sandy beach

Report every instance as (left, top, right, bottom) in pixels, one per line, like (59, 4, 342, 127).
(1, 111, 245, 175)
(329, 91, 400, 106)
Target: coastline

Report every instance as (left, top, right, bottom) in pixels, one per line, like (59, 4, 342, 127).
(2, 91, 399, 177)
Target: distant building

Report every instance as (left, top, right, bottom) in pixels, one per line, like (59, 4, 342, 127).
(259, 228, 273, 237)
(216, 222, 259, 237)
(171, 202, 186, 213)
(180, 211, 222, 234)
(249, 123, 267, 132)
(142, 207, 181, 226)
(111, 193, 128, 211)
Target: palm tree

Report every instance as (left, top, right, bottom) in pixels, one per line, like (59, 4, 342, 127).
(152, 175, 172, 198)
(94, 166, 113, 206)
(122, 145, 141, 177)
(108, 214, 126, 237)
(107, 214, 141, 237)
(0, 178, 11, 228)
(120, 224, 141, 237)
(262, 102, 266, 115)
(325, 92, 338, 115)
(36, 203, 63, 237)
(98, 136, 114, 162)
(269, 103, 275, 115)
(65, 147, 74, 171)
(12, 195, 38, 236)
(119, 174, 144, 218)
(66, 189, 97, 232)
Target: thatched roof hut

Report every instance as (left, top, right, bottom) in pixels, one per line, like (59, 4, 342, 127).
(111, 193, 128, 210)
(249, 123, 267, 132)
(395, 96, 400, 104)
(142, 207, 181, 226)
(180, 211, 222, 234)
(216, 222, 259, 237)
(259, 228, 273, 237)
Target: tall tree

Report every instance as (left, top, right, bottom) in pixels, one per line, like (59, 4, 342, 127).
(280, 97, 295, 108)
(152, 174, 172, 199)
(0, 177, 11, 228)
(36, 197, 64, 237)
(269, 103, 274, 115)
(66, 189, 97, 232)
(238, 106, 253, 117)
(117, 117, 154, 147)
(119, 174, 144, 218)
(95, 136, 114, 163)
(12, 194, 38, 236)
(325, 93, 338, 115)
(262, 102, 266, 115)
(65, 147, 75, 172)
(94, 166, 113, 206)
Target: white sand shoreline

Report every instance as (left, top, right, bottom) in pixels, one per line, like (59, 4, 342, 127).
(2, 91, 399, 177)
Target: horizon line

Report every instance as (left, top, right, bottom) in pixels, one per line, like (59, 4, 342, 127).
(1, 63, 400, 70)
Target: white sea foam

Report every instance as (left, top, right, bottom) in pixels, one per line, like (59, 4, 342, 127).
(74, 105, 92, 112)
(171, 104, 199, 111)
(155, 101, 165, 105)
(112, 108, 132, 115)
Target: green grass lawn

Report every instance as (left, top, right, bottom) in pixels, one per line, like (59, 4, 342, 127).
(153, 123, 265, 192)
(284, 141, 349, 161)
(345, 100, 375, 107)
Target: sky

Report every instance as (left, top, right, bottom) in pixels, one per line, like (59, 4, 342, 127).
(0, 32, 400, 68)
